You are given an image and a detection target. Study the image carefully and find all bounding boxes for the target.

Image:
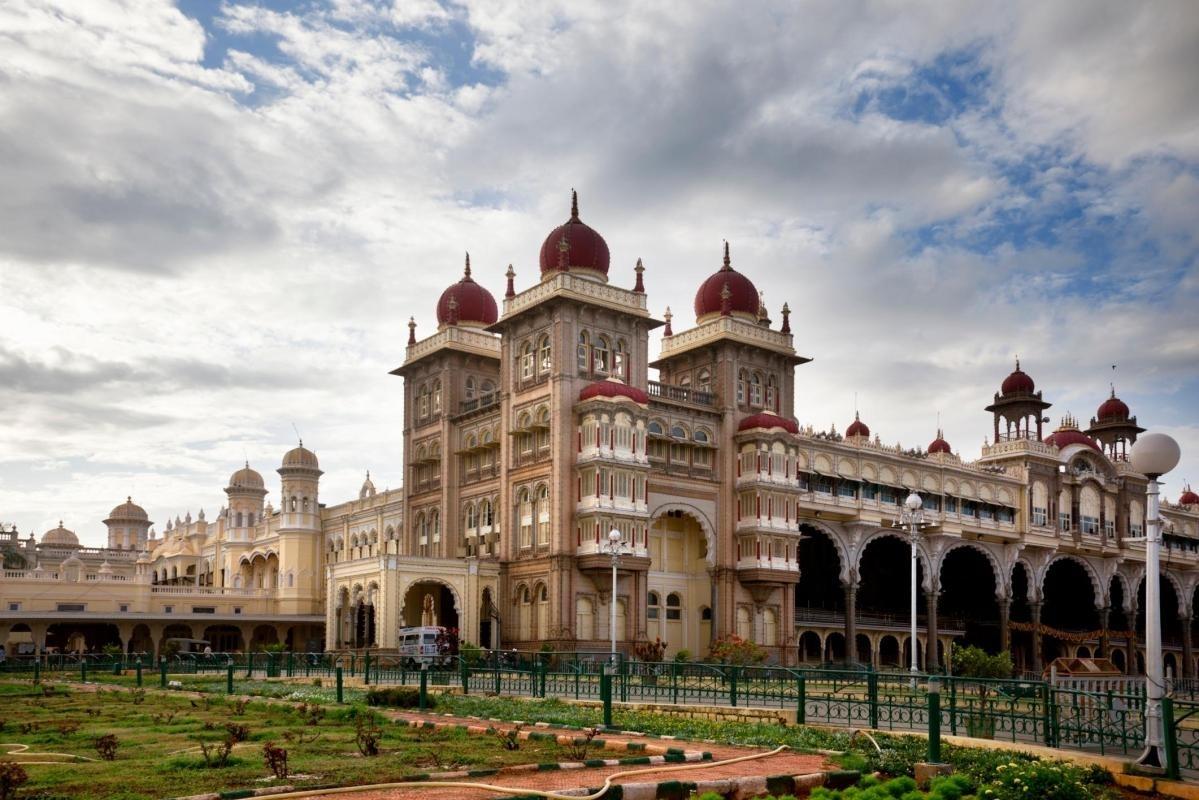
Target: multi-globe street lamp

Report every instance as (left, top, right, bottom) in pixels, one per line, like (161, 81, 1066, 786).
(897, 491, 926, 680)
(605, 528, 629, 665)
(1128, 432, 1182, 771)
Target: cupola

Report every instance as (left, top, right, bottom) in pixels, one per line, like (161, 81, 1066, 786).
(538, 190, 610, 280)
(694, 241, 759, 322)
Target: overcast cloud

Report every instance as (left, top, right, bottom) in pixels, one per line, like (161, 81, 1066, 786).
(1, 0, 1197, 545)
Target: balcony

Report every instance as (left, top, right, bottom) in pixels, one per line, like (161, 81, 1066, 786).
(458, 394, 500, 416)
(647, 380, 716, 407)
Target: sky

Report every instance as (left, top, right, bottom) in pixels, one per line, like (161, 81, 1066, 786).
(1, 0, 1197, 547)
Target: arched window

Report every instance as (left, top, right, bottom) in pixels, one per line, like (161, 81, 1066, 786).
(519, 489, 533, 548)
(302, 496, 309, 512)
(576, 597, 596, 640)
(666, 592, 682, 620)
(536, 583, 549, 640)
(736, 605, 752, 639)
(536, 406, 551, 450)
(737, 370, 747, 405)
(465, 502, 477, 533)
(538, 334, 551, 374)
(679, 373, 691, 387)
(481, 379, 496, 398)
(697, 368, 711, 394)
(520, 341, 534, 380)
(647, 591, 661, 620)
(614, 339, 627, 378)
(763, 608, 778, 646)
(766, 375, 778, 411)
(430, 510, 440, 543)
(670, 425, 687, 439)
(432, 380, 442, 413)
(594, 336, 610, 374)
(290, 496, 297, 512)
(750, 372, 763, 406)
(481, 498, 494, 528)
(693, 429, 710, 444)
(418, 383, 430, 417)
(577, 331, 590, 373)
(536, 484, 550, 545)
(415, 512, 427, 546)
(648, 421, 664, 436)
(236, 511, 243, 528)
(465, 377, 476, 401)
(518, 585, 532, 641)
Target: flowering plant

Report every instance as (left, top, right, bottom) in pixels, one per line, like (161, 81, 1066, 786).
(707, 634, 766, 665)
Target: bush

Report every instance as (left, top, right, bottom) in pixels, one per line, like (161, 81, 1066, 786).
(262, 742, 289, 779)
(365, 687, 435, 709)
(0, 761, 29, 800)
(673, 649, 691, 663)
(224, 723, 249, 743)
(633, 638, 667, 662)
(354, 714, 384, 757)
(94, 733, 119, 761)
(978, 759, 1096, 800)
(707, 634, 766, 665)
(952, 646, 1012, 680)
(459, 641, 484, 667)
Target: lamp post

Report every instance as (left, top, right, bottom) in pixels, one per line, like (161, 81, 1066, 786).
(605, 529, 628, 665)
(897, 491, 925, 680)
(1129, 432, 1181, 771)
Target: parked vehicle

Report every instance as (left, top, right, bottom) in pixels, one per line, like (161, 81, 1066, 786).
(396, 626, 446, 667)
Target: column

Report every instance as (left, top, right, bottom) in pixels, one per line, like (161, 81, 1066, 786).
(782, 584, 797, 666)
(925, 590, 940, 672)
(843, 581, 857, 664)
(29, 623, 48, 658)
(1098, 606, 1110, 658)
(1183, 616, 1194, 679)
(1030, 601, 1043, 675)
(999, 597, 1011, 654)
(1127, 601, 1139, 676)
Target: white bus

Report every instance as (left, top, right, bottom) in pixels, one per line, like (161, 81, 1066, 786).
(396, 626, 446, 667)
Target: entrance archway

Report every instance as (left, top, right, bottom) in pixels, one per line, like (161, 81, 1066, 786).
(647, 510, 711, 658)
(795, 524, 844, 615)
(202, 625, 241, 652)
(858, 534, 925, 617)
(798, 631, 821, 662)
(401, 581, 460, 630)
(939, 545, 1000, 653)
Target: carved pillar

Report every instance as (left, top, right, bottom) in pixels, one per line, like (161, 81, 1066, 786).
(1030, 601, 1043, 675)
(925, 590, 940, 672)
(999, 597, 1011, 654)
(1183, 616, 1194, 679)
(1126, 600, 1139, 676)
(1098, 606, 1110, 658)
(843, 581, 857, 664)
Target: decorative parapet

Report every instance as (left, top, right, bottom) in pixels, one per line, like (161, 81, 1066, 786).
(980, 438, 1056, 459)
(501, 272, 650, 318)
(404, 325, 501, 366)
(657, 315, 797, 361)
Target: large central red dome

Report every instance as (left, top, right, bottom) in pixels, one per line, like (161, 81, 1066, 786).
(694, 242, 759, 321)
(539, 190, 610, 279)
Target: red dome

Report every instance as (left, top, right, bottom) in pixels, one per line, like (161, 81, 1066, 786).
(928, 433, 952, 455)
(436, 255, 498, 327)
(539, 190, 610, 278)
(846, 412, 870, 438)
(1044, 429, 1101, 452)
(1096, 390, 1130, 421)
(1180, 487, 1199, 506)
(694, 242, 759, 321)
(1001, 359, 1035, 395)
(578, 379, 649, 405)
(738, 411, 799, 435)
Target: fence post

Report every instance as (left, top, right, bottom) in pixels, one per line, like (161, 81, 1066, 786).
(1163, 697, 1180, 781)
(246, 651, 254, 679)
(868, 671, 879, 730)
(928, 677, 942, 763)
(226, 662, 234, 694)
(729, 666, 739, 707)
(460, 658, 470, 695)
(539, 660, 547, 698)
(335, 666, 344, 703)
(364, 651, 371, 686)
(797, 673, 806, 725)
(1040, 683, 1052, 747)
(494, 660, 502, 695)
(80, 659, 87, 683)
(601, 666, 614, 729)
(418, 666, 428, 711)
(135, 658, 143, 688)
(159, 657, 167, 689)
(948, 677, 957, 736)
(672, 662, 680, 706)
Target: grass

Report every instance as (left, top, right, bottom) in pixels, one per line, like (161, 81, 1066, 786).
(0, 681, 571, 799)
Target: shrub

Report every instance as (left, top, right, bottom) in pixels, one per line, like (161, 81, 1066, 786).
(673, 649, 691, 663)
(562, 727, 599, 761)
(232, 698, 250, 716)
(707, 634, 766, 665)
(492, 723, 523, 751)
(197, 735, 236, 768)
(129, 688, 146, 705)
(94, 733, 119, 761)
(262, 742, 288, 779)
(459, 641, 484, 667)
(0, 761, 29, 800)
(979, 759, 1094, 800)
(224, 723, 250, 743)
(633, 638, 667, 662)
(354, 714, 383, 757)
(56, 721, 80, 736)
(296, 702, 325, 726)
(365, 687, 434, 709)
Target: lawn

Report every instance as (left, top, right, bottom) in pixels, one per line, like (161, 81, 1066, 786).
(0, 681, 569, 800)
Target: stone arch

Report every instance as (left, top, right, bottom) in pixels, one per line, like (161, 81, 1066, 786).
(1040, 554, 1104, 605)
(648, 502, 716, 567)
(398, 576, 462, 627)
(938, 540, 1005, 600)
(853, 528, 933, 591)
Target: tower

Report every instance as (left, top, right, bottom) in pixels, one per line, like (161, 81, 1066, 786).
(984, 359, 1052, 442)
(275, 443, 323, 614)
(224, 463, 267, 541)
(1085, 386, 1144, 461)
(103, 497, 152, 550)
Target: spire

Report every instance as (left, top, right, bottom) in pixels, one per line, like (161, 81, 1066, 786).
(721, 240, 731, 271)
(505, 264, 515, 298)
(1015, 355, 1021, 371)
(780, 302, 791, 334)
(463, 252, 472, 279)
(407, 316, 417, 345)
(633, 258, 645, 293)
(663, 306, 673, 336)
(570, 188, 579, 220)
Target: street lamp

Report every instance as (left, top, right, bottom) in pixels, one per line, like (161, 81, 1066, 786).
(605, 529, 628, 665)
(1129, 432, 1182, 771)
(897, 491, 925, 680)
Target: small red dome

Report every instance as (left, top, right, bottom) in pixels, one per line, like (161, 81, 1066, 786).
(846, 412, 870, 438)
(436, 255, 498, 327)
(1179, 487, 1199, 506)
(539, 190, 610, 278)
(1001, 359, 1036, 395)
(1044, 429, 1101, 452)
(694, 242, 760, 321)
(1096, 390, 1130, 421)
(738, 411, 799, 435)
(928, 433, 952, 455)
(578, 378, 649, 405)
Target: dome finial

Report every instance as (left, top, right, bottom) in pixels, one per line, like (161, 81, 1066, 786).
(633, 258, 645, 293)
(1015, 354, 1020, 371)
(505, 264, 516, 298)
(722, 240, 731, 270)
(464, 252, 471, 279)
(663, 306, 673, 336)
(570, 188, 579, 220)
(408, 316, 417, 345)
(781, 302, 791, 334)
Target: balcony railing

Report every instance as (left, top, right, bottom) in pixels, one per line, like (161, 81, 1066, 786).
(647, 380, 715, 407)
(458, 394, 500, 415)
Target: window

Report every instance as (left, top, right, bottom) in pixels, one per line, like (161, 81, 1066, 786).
(1032, 507, 1048, 526)
(481, 498, 494, 527)
(538, 334, 552, 373)
(1059, 512, 1072, 532)
(119, 603, 128, 612)
(8, 602, 20, 612)
(577, 332, 589, 373)
(594, 336, 610, 374)
(418, 383, 430, 417)
(614, 339, 627, 378)
(432, 380, 442, 413)
(670, 425, 686, 439)
(519, 489, 533, 548)
(750, 373, 763, 406)
(163, 605, 173, 614)
(648, 421, 664, 436)
(465, 377, 476, 401)
(693, 447, 712, 467)
(697, 369, 711, 393)
(520, 342, 534, 380)
(465, 502, 477, 534)
(694, 429, 710, 444)
(736, 370, 747, 404)
(648, 591, 661, 620)
(666, 592, 681, 620)
(1081, 516, 1099, 535)
(766, 376, 777, 410)
(536, 485, 550, 545)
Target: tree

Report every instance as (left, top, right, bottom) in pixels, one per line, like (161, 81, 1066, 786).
(952, 646, 1013, 738)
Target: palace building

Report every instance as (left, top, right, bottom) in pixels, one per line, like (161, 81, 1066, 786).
(3, 192, 1198, 676)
